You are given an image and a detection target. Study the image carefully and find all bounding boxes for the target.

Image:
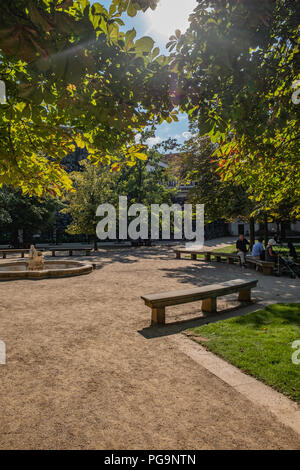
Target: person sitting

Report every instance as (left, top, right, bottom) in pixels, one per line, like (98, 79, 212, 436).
(265, 239, 277, 262)
(251, 238, 264, 260)
(288, 241, 297, 261)
(236, 234, 250, 266)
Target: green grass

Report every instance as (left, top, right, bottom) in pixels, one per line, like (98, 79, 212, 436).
(213, 245, 237, 254)
(186, 242, 300, 259)
(187, 303, 300, 402)
(213, 243, 300, 256)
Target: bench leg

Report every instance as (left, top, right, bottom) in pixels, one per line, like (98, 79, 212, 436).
(69, 250, 72, 256)
(238, 288, 251, 301)
(86, 250, 89, 256)
(151, 307, 166, 325)
(262, 267, 273, 275)
(246, 261, 254, 269)
(3, 253, 6, 259)
(52, 251, 55, 257)
(176, 252, 181, 259)
(191, 253, 197, 260)
(202, 297, 217, 314)
(227, 257, 234, 264)
(215, 256, 221, 262)
(205, 253, 211, 262)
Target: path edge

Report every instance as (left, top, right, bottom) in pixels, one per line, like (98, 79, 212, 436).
(171, 334, 300, 436)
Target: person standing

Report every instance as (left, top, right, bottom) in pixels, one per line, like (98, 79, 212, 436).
(236, 234, 250, 266)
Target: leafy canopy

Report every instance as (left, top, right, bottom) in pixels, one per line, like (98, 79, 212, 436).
(0, 0, 176, 195)
(170, 0, 300, 217)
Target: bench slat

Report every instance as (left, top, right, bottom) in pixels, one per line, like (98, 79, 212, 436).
(142, 279, 258, 308)
(175, 249, 210, 254)
(47, 247, 92, 251)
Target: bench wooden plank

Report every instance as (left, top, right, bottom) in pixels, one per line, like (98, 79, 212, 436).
(175, 249, 241, 264)
(174, 249, 212, 260)
(142, 279, 258, 325)
(0, 249, 29, 259)
(210, 252, 239, 263)
(142, 279, 257, 306)
(47, 247, 92, 257)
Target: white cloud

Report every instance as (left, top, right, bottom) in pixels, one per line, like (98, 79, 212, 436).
(146, 136, 163, 147)
(182, 131, 197, 140)
(182, 131, 192, 139)
(135, 133, 142, 143)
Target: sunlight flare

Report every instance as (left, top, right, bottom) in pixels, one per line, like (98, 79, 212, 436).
(145, 0, 197, 39)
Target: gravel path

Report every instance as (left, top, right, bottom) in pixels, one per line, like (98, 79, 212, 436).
(0, 244, 299, 449)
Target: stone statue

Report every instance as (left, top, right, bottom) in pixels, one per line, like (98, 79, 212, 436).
(28, 245, 44, 271)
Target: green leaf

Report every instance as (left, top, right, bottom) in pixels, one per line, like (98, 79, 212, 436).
(135, 36, 154, 53)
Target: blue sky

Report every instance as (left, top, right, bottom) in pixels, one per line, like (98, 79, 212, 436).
(91, 0, 198, 147)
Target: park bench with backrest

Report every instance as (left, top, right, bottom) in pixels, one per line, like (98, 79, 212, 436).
(0, 249, 30, 259)
(47, 246, 92, 257)
(141, 278, 258, 325)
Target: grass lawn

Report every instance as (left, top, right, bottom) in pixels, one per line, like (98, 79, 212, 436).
(213, 244, 300, 256)
(187, 303, 300, 402)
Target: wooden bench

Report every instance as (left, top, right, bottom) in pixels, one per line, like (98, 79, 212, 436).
(0, 249, 30, 259)
(131, 240, 152, 247)
(174, 249, 241, 264)
(174, 249, 212, 261)
(210, 252, 240, 264)
(141, 278, 258, 325)
(245, 258, 275, 275)
(47, 247, 92, 257)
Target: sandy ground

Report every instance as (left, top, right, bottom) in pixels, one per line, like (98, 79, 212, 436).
(0, 243, 299, 450)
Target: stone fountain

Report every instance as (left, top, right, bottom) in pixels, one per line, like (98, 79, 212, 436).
(28, 245, 44, 271)
(0, 245, 93, 281)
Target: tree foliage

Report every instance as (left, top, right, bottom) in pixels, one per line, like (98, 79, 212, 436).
(62, 147, 174, 241)
(0, 0, 175, 195)
(0, 186, 58, 246)
(61, 159, 118, 242)
(172, 135, 253, 223)
(170, 0, 300, 217)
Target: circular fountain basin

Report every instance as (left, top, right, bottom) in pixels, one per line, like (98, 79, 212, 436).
(0, 260, 93, 280)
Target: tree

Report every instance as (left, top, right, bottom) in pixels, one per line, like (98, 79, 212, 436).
(170, 0, 300, 217)
(116, 148, 174, 207)
(61, 160, 118, 249)
(177, 135, 252, 222)
(0, 0, 175, 195)
(62, 147, 174, 245)
(0, 186, 58, 247)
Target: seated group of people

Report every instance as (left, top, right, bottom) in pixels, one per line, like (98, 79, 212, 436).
(235, 234, 297, 267)
(236, 234, 265, 267)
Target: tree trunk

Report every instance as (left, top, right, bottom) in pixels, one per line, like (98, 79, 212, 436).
(264, 214, 268, 247)
(280, 221, 286, 241)
(94, 236, 98, 251)
(249, 217, 255, 249)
